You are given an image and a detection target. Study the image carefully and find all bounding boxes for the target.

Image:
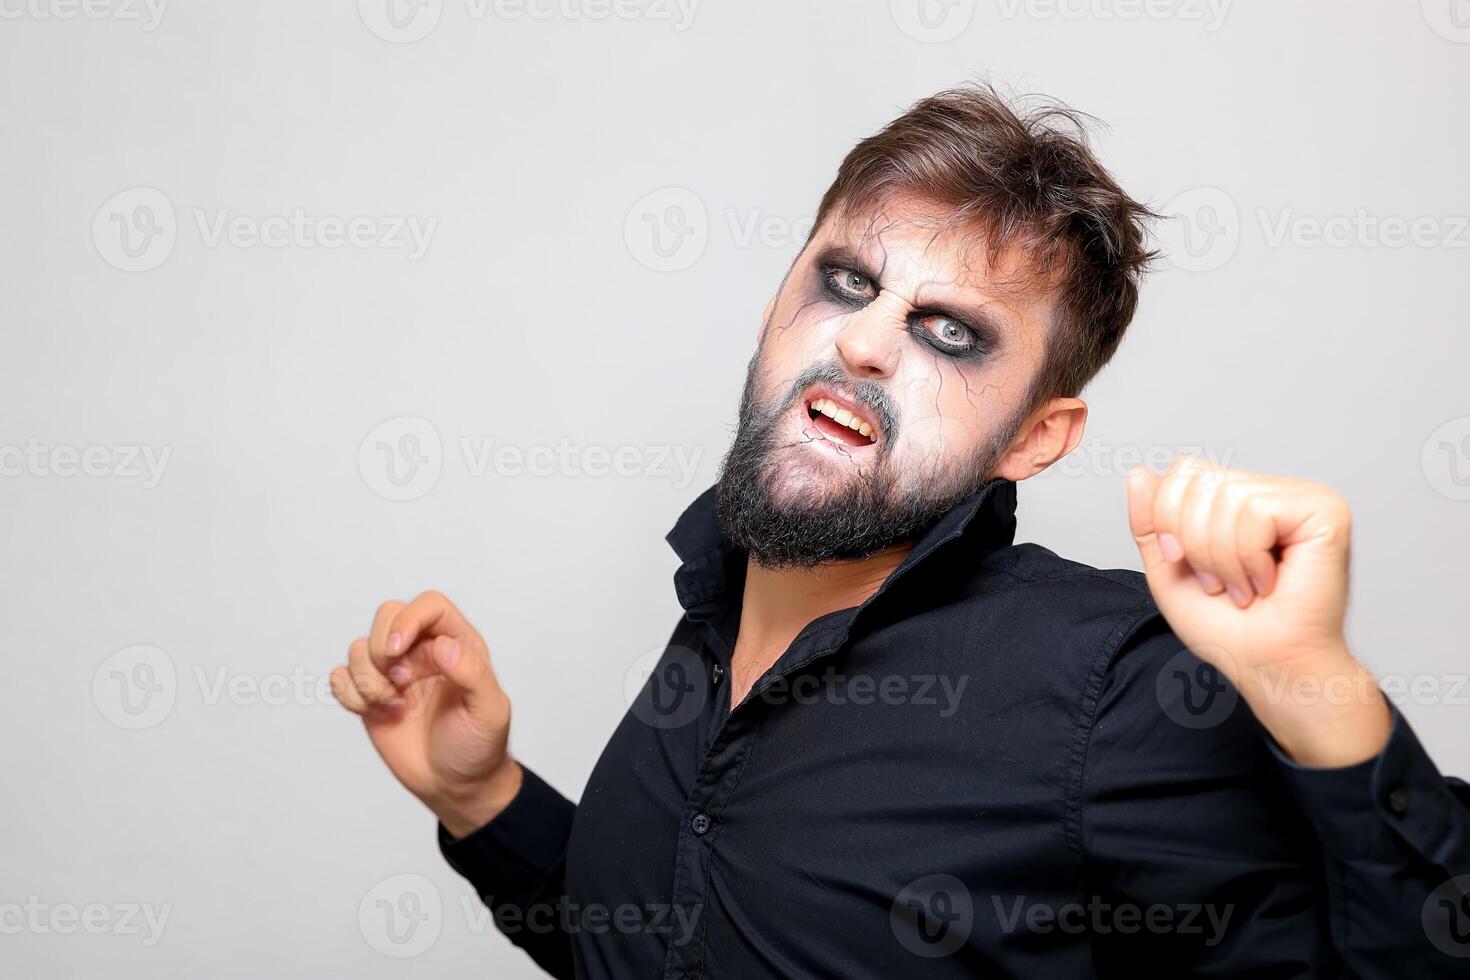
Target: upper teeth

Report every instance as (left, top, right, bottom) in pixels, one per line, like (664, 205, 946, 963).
(811, 398, 876, 441)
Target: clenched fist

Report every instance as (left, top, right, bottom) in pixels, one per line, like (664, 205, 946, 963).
(331, 591, 521, 838)
(1127, 457, 1391, 767)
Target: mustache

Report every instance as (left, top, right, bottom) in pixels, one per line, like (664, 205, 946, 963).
(777, 361, 900, 446)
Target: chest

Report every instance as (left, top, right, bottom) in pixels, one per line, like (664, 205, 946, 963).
(564, 621, 1093, 976)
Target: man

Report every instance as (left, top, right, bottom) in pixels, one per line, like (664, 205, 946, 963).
(330, 84, 1469, 977)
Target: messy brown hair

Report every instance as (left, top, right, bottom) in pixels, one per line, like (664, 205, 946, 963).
(808, 81, 1158, 406)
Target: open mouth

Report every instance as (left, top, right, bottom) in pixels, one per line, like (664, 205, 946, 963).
(804, 394, 880, 449)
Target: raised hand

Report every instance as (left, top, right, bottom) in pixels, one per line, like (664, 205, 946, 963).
(331, 591, 521, 837)
(1126, 457, 1391, 766)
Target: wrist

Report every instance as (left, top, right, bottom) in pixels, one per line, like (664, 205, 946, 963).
(1234, 647, 1392, 767)
(431, 760, 524, 839)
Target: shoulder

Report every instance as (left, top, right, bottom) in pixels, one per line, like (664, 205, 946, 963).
(963, 541, 1163, 646)
(895, 539, 1169, 690)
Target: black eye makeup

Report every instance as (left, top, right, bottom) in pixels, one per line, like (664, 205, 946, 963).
(815, 258, 995, 362)
(912, 312, 987, 359)
(820, 264, 878, 306)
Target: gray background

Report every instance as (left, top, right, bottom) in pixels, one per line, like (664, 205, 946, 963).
(3, 1, 1467, 976)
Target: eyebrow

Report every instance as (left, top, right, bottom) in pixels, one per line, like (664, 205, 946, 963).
(812, 243, 1012, 349)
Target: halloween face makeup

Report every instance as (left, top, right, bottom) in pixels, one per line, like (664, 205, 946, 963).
(716, 191, 1057, 567)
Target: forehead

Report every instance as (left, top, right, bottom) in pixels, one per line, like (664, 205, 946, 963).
(811, 191, 1057, 327)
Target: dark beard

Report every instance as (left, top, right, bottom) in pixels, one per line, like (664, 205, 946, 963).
(716, 357, 1026, 569)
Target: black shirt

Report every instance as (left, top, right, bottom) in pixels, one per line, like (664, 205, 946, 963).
(439, 477, 1470, 977)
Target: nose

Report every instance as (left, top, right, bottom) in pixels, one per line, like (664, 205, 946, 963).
(834, 293, 905, 379)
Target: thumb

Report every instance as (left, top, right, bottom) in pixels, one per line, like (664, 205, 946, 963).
(1126, 466, 1166, 572)
(431, 635, 504, 723)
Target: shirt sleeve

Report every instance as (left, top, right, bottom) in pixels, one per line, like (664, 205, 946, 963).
(437, 765, 578, 978)
(1078, 609, 1470, 976)
(1264, 700, 1470, 969)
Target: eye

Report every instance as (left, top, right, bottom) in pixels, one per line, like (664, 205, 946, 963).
(821, 265, 879, 304)
(914, 314, 983, 357)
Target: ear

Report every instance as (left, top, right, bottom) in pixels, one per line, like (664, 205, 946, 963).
(992, 397, 1088, 482)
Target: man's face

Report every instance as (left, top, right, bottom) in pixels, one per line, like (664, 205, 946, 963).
(716, 192, 1058, 567)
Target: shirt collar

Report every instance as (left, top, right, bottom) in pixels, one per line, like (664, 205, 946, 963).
(665, 476, 1019, 613)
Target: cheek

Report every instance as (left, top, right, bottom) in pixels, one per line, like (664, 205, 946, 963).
(761, 302, 847, 369)
(889, 362, 1005, 463)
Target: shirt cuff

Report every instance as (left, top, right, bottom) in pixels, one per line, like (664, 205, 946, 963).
(437, 766, 577, 900)
(1266, 702, 1459, 862)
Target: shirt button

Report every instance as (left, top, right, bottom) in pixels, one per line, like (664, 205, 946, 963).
(711, 663, 725, 686)
(691, 812, 712, 836)
(1387, 787, 1409, 816)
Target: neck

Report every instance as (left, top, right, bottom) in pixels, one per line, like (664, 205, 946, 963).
(739, 543, 912, 647)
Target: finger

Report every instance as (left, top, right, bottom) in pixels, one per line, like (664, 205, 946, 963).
(1209, 479, 1256, 607)
(347, 637, 402, 708)
(428, 633, 506, 726)
(1179, 463, 1227, 595)
(1236, 491, 1287, 598)
(1151, 455, 1204, 566)
(1126, 466, 1167, 571)
(368, 599, 406, 675)
(330, 665, 368, 716)
(386, 638, 439, 688)
(386, 590, 480, 662)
